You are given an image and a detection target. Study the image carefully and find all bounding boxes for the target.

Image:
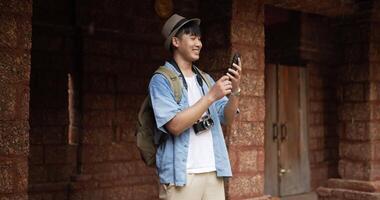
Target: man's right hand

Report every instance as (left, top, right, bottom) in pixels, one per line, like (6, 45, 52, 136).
(207, 75, 232, 102)
(165, 75, 232, 136)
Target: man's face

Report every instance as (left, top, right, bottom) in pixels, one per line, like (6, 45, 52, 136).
(173, 33, 202, 62)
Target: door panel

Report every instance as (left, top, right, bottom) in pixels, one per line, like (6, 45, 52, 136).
(264, 64, 279, 196)
(264, 64, 310, 198)
(279, 67, 304, 196)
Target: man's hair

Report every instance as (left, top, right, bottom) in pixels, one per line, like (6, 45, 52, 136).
(170, 22, 201, 52)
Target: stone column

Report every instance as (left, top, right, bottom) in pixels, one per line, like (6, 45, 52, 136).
(317, 1, 380, 199)
(0, 1, 32, 199)
(199, 0, 267, 199)
(226, 0, 268, 199)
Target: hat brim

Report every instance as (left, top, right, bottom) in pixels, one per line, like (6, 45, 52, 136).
(164, 18, 201, 50)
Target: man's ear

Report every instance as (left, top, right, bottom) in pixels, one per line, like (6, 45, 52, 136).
(172, 37, 180, 48)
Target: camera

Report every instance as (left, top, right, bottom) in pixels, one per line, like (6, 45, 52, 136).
(193, 115, 214, 135)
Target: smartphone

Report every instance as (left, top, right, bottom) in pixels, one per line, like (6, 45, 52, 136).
(227, 52, 240, 75)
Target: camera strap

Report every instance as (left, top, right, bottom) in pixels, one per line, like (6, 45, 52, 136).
(168, 59, 211, 116)
(194, 69, 211, 116)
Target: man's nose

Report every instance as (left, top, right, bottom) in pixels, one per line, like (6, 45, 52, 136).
(195, 39, 202, 47)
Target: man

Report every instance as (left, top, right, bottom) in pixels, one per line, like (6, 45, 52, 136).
(149, 13, 242, 200)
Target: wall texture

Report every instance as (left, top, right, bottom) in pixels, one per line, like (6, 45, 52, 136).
(0, 1, 32, 199)
(2, 0, 378, 200)
(227, 0, 267, 199)
(300, 13, 341, 189)
(29, 0, 79, 199)
(318, 1, 380, 199)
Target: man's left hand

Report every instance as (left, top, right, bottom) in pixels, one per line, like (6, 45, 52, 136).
(226, 57, 242, 93)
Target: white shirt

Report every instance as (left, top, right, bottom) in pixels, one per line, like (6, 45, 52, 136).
(184, 75, 216, 174)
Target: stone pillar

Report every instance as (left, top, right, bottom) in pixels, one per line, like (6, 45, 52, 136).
(227, 0, 268, 199)
(317, 1, 380, 199)
(0, 1, 32, 199)
(199, 0, 267, 199)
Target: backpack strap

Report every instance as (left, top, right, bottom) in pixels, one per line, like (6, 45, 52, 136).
(193, 66, 213, 89)
(154, 66, 182, 104)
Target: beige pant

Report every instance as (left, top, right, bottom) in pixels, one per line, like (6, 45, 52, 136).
(159, 172, 225, 200)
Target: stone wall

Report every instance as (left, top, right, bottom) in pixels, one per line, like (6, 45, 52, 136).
(7, 0, 374, 199)
(69, 0, 165, 198)
(264, 6, 341, 193)
(29, 0, 202, 199)
(337, 6, 373, 182)
(300, 13, 341, 189)
(318, 1, 380, 199)
(29, 0, 79, 199)
(368, 0, 380, 182)
(228, 0, 267, 199)
(200, 0, 267, 199)
(29, 0, 270, 199)
(0, 1, 32, 199)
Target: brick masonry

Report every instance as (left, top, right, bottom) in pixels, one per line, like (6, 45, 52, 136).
(300, 13, 341, 190)
(0, 0, 32, 199)
(336, 1, 376, 182)
(2, 0, 380, 200)
(317, 1, 380, 200)
(28, 0, 271, 199)
(28, 0, 80, 199)
(265, 0, 355, 17)
(29, 0, 166, 199)
(225, 0, 268, 199)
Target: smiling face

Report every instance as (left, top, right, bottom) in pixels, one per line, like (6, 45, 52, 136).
(170, 22, 202, 62)
(172, 34, 202, 62)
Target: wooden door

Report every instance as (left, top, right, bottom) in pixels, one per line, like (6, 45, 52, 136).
(264, 64, 310, 198)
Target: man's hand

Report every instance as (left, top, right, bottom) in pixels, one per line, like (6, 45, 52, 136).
(165, 75, 232, 136)
(226, 57, 242, 93)
(207, 75, 232, 102)
(223, 56, 242, 125)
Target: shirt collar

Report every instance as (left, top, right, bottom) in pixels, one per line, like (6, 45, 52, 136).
(164, 61, 201, 77)
(164, 61, 181, 76)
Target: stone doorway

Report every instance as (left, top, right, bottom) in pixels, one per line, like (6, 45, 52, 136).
(264, 64, 312, 199)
